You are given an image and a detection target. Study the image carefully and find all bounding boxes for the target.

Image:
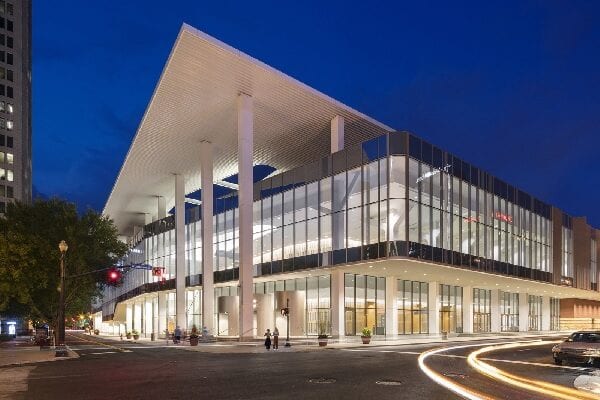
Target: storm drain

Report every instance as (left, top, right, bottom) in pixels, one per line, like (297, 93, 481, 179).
(443, 373, 467, 379)
(308, 378, 336, 384)
(376, 380, 402, 386)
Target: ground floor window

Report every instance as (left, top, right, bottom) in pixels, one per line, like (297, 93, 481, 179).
(397, 280, 428, 334)
(528, 295, 542, 331)
(252, 276, 331, 337)
(473, 288, 491, 333)
(166, 292, 176, 334)
(345, 274, 385, 336)
(550, 297, 560, 331)
(186, 289, 202, 329)
(500, 291, 519, 332)
(439, 284, 463, 333)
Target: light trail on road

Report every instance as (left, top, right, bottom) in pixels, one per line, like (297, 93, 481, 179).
(467, 340, 599, 400)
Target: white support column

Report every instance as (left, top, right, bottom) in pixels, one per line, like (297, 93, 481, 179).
(330, 270, 345, 338)
(200, 141, 214, 335)
(157, 196, 166, 220)
(385, 277, 398, 337)
(238, 93, 254, 341)
(541, 296, 551, 331)
(491, 289, 501, 332)
(175, 174, 187, 331)
(330, 115, 345, 153)
(462, 286, 473, 334)
(428, 282, 440, 335)
(519, 292, 529, 332)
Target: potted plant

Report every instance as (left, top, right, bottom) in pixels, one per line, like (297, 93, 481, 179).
(94, 329, 100, 335)
(132, 330, 139, 340)
(189, 325, 199, 346)
(317, 320, 329, 347)
(126, 331, 132, 339)
(361, 327, 372, 344)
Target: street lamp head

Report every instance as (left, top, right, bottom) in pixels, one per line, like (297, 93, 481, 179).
(58, 240, 68, 253)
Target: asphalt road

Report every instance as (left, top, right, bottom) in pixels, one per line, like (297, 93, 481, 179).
(3, 334, 596, 400)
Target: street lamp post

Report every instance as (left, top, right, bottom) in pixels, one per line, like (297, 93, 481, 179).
(284, 298, 291, 347)
(56, 240, 68, 357)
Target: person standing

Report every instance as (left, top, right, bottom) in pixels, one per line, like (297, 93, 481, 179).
(174, 325, 182, 344)
(272, 327, 279, 350)
(264, 328, 272, 350)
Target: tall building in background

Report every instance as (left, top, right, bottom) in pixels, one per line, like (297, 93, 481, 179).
(0, 0, 31, 214)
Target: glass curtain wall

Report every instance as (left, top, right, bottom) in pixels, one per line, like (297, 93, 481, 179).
(253, 275, 330, 336)
(439, 284, 463, 333)
(186, 289, 202, 329)
(473, 288, 491, 333)
(550, 298, 560, 331)
(528, 295, 543, 331)
(397, 280, 428, 334)
(500, 291, 519, 332)
(344, 274, 386, 336)
(406, 155, 552, 274)
(562, 226, 574, 278)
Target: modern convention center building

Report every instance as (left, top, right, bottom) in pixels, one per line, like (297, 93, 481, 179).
(94, 24, 600, 340)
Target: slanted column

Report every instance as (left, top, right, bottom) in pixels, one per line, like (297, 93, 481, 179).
(237, 93, 254, 340)
(175, 174, 187, 331)
(157, 196, 166, 220)
(385, 277, 398, 337)
(428, 282, 440, 334)
(330, 270, 345, 338)
(200, 141, 215, 335)
(519, 292, 529, 332)
(491, 289, 501, 332)
(462, 286, 473, 334)
(330, 115, 344, 153)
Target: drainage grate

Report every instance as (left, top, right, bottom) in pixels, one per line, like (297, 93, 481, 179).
(376, 380, 402, 386)
(308, 378, 336, 384)
(443, 373, 467, 379)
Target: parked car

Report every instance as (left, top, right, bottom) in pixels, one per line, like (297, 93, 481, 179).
(552, 331, 600, 366)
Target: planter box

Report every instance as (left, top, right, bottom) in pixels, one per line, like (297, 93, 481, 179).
(190, 336, 199, 346)
(318, 338, 328, 347)
(133, 334, 139, 340)
(361, 336, 371, 344)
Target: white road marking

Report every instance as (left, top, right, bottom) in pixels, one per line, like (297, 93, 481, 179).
(87, 351, 118, 355)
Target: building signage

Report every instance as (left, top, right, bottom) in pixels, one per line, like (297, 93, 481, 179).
(493, 211, 513, 224)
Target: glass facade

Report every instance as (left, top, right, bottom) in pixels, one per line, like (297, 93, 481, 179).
(439, 284, 463, 333)
(344, 274, 385, 336)
(100, 131, 600, 337)
(397, 280, 429, 334)
(473, 288, 491, 333)
(500, 291, 519, 332)
(550, 298, 560, 331)
(528, 295, 543, 331)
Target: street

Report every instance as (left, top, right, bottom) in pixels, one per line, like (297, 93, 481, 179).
(1, 333, 597, 399)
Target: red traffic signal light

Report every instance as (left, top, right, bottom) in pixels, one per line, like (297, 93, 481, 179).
(107, 268, 122, 285)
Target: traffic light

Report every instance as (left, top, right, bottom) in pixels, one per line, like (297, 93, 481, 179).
(107, 268, 122, 286)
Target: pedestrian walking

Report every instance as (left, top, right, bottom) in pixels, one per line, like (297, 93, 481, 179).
(264, 328, 272, 350)
(174, 325, 182, 344)
(272, 327, 279, 350)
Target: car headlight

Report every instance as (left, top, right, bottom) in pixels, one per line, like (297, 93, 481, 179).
(582, 348, 600, 357)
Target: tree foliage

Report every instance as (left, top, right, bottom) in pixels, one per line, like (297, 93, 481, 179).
(0, 199, 127, 325)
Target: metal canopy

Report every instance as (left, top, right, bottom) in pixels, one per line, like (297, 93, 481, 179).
(103, 24, 393, 235)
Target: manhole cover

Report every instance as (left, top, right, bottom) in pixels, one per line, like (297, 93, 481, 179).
(376, 380, 402, 386)
(443, 373, 466, 379)
(308, 378, 336, 384)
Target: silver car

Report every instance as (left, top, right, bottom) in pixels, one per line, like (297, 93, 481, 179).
(552, 331, 600, 366)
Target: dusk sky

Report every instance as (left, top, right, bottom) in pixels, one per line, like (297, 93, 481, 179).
(33, 1, 600, 226)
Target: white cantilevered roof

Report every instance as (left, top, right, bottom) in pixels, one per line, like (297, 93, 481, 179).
(104, 24, 393, 234)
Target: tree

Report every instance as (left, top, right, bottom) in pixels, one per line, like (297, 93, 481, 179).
(0, 198, 128, 328)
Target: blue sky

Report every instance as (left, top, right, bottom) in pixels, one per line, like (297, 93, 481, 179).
(33, 1, 600, 226)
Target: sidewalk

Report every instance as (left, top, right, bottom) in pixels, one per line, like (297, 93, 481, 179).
(0, 337, 78, 367)
(94, 331, 567, 354)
